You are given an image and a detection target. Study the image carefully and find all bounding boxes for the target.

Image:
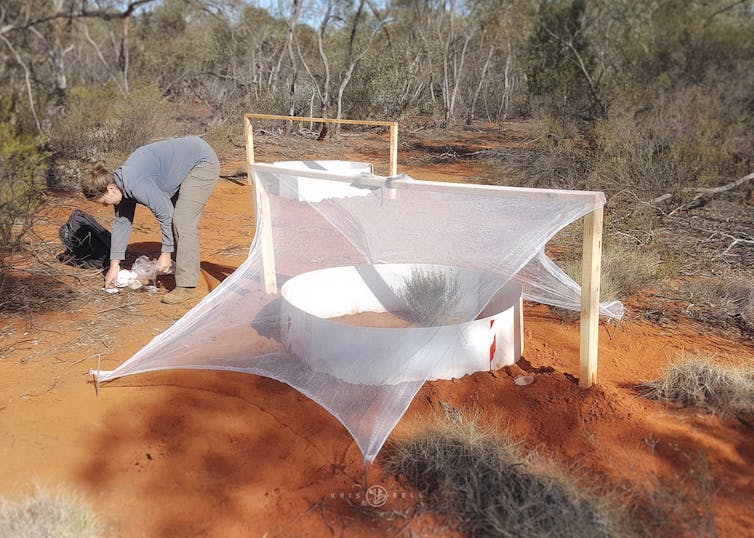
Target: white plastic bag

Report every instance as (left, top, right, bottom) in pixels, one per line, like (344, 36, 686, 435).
(117, 269, 141, 289)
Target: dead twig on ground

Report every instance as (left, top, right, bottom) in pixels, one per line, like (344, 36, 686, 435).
(94, 299, 145, 315)
(220, 171, 247, 185)
(0, 338, 40, 355)
(19, 377, 59, 398)
(320, 503, 335, 535)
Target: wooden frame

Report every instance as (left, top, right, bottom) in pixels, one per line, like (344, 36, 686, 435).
(244, 119, 604, 388)
(244, 114, 399, 294)
(244, 113, 399, 177)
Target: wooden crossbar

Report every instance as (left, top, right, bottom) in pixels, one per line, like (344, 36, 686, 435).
(244, 113, 398, 177)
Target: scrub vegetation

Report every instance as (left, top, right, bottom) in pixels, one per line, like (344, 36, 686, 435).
(385, 409, 633, 538)
(0, 487, 102, 538)
(396, 268, 463, 326)
(1, 3, 751, 311)
(640, 352, 754, 422)
(0, 1, 752, 534)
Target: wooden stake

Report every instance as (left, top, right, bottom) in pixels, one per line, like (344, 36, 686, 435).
(244, 115, 255, 186)
(389, 123, 398, 176)
(258, 185, 277, 294)
(245, 115, 277, 293)
(579, 207, 603, 387)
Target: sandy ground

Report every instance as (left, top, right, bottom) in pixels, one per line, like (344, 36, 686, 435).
(1, 126, 752, 537)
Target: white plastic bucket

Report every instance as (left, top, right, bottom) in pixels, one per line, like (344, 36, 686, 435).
(280, 264, 523, 384)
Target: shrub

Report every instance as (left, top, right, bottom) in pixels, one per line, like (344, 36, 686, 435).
(394, 268, 463, 326)
(590, 84, 747, 197)
(385, 409, 632, 537)
(203, 121, 243, 160)
(683, 277, 754, 337)
(0, 122, 49, 253)
(0, 487, 102, 538)
(640, 352, 754, 420)
(49, 83, 175, 163)
(561, 243, 665, 302)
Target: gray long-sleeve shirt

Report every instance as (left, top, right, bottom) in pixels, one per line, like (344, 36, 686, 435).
(110, 136, 218, 260)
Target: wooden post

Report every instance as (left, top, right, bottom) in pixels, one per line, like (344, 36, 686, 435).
(389, 123, 398, 176)
(257, 186, 277, 294)
(244, 115, 255, 186)
(244, 115, 277, 294)
(579, 206, 603, 387)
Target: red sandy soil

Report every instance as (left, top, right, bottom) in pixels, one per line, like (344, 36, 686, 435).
(1, 126, 752, 537)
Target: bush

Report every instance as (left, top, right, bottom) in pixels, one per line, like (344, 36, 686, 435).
(394, 268, 463, 326)
(590, 84, 747, 196)
(683, 277, 754, 337)
(385, 409, 632, 537)
(640, 352, 754, 420)
(561, 243, 665, 302)
(203, 121, 243, 160)
(0, 487, 102, 538)
(0, 122, 49, 253)
(49, 83, 175, 163)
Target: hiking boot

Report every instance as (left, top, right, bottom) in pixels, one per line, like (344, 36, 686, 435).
(161, 286, 198, 305)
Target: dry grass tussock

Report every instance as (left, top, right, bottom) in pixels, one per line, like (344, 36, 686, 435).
(562, 243, 664, 303)
(0, 487, 102, 538)
(639, 352, 754, 422)
(384, 408, 634, 538)
(683, 277, 754, 338)
(395, 268, 463, 326)
(0, 271, 85, 314)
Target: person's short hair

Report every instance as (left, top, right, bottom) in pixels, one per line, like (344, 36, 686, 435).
(82, 164, 114, 200)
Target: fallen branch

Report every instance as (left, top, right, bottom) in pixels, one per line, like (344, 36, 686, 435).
(220, 171, 247, 185)
(684, 172, 754, 198)
(654, 172, 753, 216)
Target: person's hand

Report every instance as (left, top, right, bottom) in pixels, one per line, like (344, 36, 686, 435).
(105, 260, 120, 288)
(156, 252, 173, 274)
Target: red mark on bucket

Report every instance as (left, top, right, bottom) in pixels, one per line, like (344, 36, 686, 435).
(489, 319, 497, 365)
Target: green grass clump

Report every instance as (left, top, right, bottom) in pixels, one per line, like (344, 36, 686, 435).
(640, 352, 754, 420)
(0, 487, 102, 538)
(385, 410, 632, 538)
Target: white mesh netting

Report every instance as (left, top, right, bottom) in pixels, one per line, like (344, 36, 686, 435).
(92, 161, 622, 462)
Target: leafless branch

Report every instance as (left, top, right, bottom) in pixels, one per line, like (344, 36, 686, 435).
(1, 0, 157, 35)
(704, 0, 751, 26)
(684, 172, 754, 197)
(666, 172, 754, 216)
(541, 24, 606, 115)
(0, 32, 42, 133)
(81, 22, 127, 97)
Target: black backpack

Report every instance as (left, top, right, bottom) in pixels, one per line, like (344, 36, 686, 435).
(59, 209, 111, 269)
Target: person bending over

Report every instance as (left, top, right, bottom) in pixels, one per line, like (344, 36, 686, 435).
(81, 135, 220, 305)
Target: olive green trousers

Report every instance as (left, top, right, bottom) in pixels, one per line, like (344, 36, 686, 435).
(172, 160, 220, 287)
